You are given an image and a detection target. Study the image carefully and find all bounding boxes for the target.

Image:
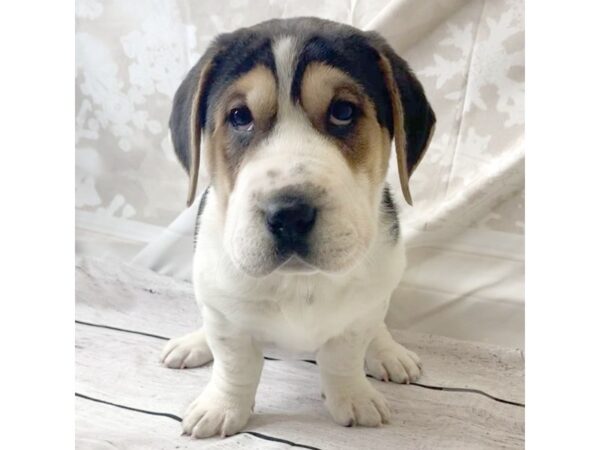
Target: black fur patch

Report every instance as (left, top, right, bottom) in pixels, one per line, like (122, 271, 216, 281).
(170, 58, 207, 173)
(366, 32, 436, 174)
(201, 34, 276, 131)
(291, 34, 393, 136)
(193, 186, 210, 248)
(169, 31, 276, 175)
(381, 184, 400, 242)
(170, 17, 435, 184)
(256, 17, 435, 175)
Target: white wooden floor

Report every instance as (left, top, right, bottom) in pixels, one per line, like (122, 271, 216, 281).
(75, 257, 524, 450)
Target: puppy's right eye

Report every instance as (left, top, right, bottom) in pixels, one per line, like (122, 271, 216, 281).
(229, 106, 254, 131)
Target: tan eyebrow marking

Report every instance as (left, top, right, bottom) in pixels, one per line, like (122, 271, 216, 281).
(207, 65, 278, 201)
(299, 61, 392, 185)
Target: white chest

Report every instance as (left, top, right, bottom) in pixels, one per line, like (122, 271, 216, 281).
(192, 191, 406, 353)
(193, 237, 405, 353)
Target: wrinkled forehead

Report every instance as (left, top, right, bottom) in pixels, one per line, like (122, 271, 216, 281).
(200, 21, 393, 132)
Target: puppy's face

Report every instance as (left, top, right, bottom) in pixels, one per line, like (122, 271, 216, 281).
(170, 18, 435, 277)
(217, 48, 392, 276)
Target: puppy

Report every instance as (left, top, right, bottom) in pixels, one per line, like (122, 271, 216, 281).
(161, 17, 435, 438)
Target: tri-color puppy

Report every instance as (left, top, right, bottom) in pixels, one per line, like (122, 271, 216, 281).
(161, 17, 435, 438)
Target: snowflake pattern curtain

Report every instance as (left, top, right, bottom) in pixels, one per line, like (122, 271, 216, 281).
(76, 0, 524, 347)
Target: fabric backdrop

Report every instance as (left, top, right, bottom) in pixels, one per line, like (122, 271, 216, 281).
(75, 0, 524, 347)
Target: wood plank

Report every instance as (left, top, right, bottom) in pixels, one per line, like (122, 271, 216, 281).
(76, 397, 295, 449)
(76, 257, 524, 404)
(395, 331, 524, 405)
(76, 324, 524, 450)
(75, 256, 199, 338)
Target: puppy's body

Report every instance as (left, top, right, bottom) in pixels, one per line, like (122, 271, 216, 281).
(161, 17, 435, 438)
(195, 185, 404, 354)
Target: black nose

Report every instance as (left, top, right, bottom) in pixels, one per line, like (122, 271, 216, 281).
(265, 196, 317, 254)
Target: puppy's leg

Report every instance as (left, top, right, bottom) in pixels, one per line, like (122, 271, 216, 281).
(161, 328, 213, 369)
(182, 315, 263, 438)
(365, 323, 422, 384)
(318, 330, 391, 427)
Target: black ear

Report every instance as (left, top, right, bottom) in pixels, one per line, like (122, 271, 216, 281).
(366, 33, 436, 204)
(169, 45, 219, 206)
(382, 46, 436, 176)
(169, 60, 203, 175)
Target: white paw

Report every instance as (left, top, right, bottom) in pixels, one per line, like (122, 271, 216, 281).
(160, 330, 213, 369)
(365, 340, 422, 384)
(182, 386, 252, 438)
(324, 380, 391, 427)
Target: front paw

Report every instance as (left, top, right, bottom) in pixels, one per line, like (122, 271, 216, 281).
(365, 340, 422, 384)
(182, 386, 252, 438)
(160, 330, 213, 369)
(324, 379, 391, 427)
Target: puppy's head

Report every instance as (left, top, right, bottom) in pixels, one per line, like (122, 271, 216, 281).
(170, 18, 435, 277)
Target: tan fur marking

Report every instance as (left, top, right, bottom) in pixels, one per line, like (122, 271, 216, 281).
(187, 63, 213, 206)
(300, 62, 391, 186)
(213, 65, 278, 132)
(207, 126, 233, 210)
(207, 65, 278, 202)
(377, 55, 412, 205)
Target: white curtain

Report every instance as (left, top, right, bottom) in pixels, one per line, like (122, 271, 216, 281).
(76, 0, 524, 347)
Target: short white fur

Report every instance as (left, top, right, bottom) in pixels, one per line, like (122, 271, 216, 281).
(161, 36, 423, 438)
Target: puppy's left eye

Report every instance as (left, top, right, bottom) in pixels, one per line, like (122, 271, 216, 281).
(328, 100, 356, 127)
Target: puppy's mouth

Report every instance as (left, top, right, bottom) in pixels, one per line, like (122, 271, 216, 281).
(276, 254, 319, 275)
(228, 193, 370, 278)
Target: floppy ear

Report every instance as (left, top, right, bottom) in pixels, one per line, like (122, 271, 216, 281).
(169, 53, 216, 206)
(374, 42, 436, 205)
